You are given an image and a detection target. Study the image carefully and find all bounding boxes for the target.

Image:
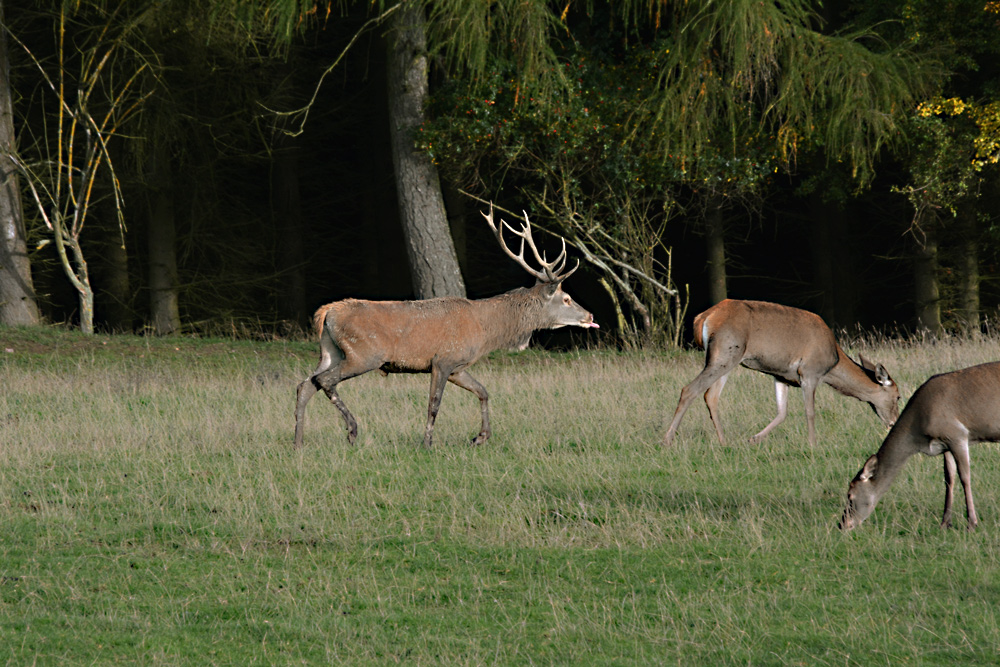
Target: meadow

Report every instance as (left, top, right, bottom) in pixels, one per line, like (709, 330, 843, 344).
(1, 325, 999, 665)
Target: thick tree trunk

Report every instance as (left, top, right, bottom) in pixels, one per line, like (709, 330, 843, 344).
(704, 195, 727, 304)
(957, 208, 979, 336)
(913, 221, 942, 338)
(386, 2, 465, 299)
(96, 213, 132, 332)
(147, 146, 180, 335)
(443, 182, 468, 280)
(0, 3, 40, 326)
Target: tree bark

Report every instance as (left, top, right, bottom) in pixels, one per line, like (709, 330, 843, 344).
(956, 207, 979, 336)
(913, 220, 942, 338)
(0, 1, 40, 326)
(147, 145, 180, 335)
(386, 2, 465, 299)
(95, 209, 132, 332)
(704, 194, 727, 304)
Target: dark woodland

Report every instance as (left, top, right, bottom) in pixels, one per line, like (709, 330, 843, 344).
(1, 0, 998, 344)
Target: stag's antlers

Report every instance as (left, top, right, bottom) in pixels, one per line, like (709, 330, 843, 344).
(481, 203, 579, 283)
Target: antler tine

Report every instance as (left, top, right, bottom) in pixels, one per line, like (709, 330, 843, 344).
(481, 203, 580, 283)
(481, 203, 548, 282)
(521, 211, 580, 282)
(518, 210, 581, 283)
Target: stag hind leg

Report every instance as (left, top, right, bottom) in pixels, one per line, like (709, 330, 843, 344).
(294, 334, 369, 448)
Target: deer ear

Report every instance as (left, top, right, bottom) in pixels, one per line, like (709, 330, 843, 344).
(875, 363, 892, 386)
(859, 455, 879, 482)
(859, 354, 875, 371)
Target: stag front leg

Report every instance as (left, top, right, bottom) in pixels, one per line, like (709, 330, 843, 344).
(449, 370, 491, 445)
(423, 364, 453, 448)
(749, 380, 789, 444)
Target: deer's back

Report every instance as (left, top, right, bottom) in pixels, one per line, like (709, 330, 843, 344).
(697, 299, 839, 381)
(325, 298, 489, 371)
(907, 361, 1000, 441)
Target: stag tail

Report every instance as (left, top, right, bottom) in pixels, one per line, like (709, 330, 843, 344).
(312, 303, 336, 339)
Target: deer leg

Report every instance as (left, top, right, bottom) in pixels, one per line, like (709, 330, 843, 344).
(423, 364, 453, 448)
(941, 450, 957, 529)
(310, 370, 359, 445)
(664, 363, 737, 447)
(702, 374, 730, 446)
(448, 370, 491, 446)
(798, 377, 821, 448)
(948, 438, 977, 530)
(294, 378, 319, 449)
(749, 380, 789, 444)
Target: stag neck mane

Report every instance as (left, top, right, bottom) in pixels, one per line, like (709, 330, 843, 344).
(474, 285, 555, 351)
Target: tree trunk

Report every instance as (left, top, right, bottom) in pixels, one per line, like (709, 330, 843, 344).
(956, 207, 979, 336)
(147, 145, 180, 335)
(913, 220, 942, 338)
(0, 2, 40, 326)
(386, 2, 465, 299)
(443, 182, 468, 280)
(96, 214, 132, 332)
(704, 194, 727, 304)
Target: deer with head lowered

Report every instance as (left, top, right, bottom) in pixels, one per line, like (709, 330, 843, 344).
(294, 204, 598, 449)
(663, 299, 900, 448)
(839, 361, 1000, 531)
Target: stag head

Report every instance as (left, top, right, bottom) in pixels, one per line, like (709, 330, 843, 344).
(482, 203, 597, 331)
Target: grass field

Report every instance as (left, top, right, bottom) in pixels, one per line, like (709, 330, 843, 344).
(2, 325, 1000, 665)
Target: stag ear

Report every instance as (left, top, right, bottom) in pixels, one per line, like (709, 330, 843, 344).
(859, 455, 879, 482)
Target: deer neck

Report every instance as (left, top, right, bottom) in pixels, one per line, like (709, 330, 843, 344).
(869, 413, 922, 494)
(823, 347, 877, 400)
(475, 288, 549, 351)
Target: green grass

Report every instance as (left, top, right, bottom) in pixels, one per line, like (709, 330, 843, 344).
(2, 326, 1000, 664)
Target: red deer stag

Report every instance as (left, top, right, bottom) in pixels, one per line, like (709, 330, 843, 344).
(663, 299, 899, 448)
(839, 361, 1000, 531)
(294, 204, 598, 449)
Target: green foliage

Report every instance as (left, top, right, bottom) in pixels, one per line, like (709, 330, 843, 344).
(3, 327, 1000, 663)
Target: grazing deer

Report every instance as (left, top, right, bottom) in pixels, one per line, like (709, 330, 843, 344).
(839, 361, 1000, 531)
(663, 299, 899, 448)
(294, 204, 598, 449)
